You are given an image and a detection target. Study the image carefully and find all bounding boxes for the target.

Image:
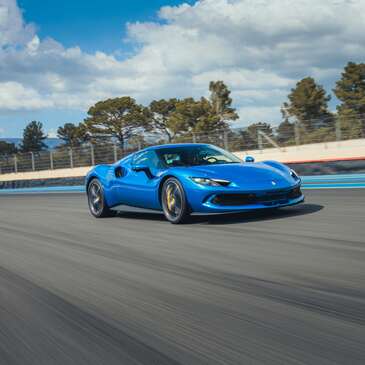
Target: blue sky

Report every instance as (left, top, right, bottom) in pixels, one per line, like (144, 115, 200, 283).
(0, 0, 364, 138)
(18, 0, 195, 54)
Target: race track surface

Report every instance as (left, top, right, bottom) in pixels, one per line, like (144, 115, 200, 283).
(0, 190, 364, 365)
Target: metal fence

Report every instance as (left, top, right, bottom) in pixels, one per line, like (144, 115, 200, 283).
(1, 117, 364, 175)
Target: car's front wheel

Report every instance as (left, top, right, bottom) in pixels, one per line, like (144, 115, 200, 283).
(87, 179, 115, 218)
(161, 178, 190, 224)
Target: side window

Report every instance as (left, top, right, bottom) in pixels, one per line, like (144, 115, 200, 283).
(163, 153, 183, 167)
(132, 150, 161, 170)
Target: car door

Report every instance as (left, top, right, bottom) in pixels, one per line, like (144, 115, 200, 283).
(113, 150, 162, 209)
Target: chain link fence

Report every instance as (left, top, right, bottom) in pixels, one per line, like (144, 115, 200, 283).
(1, 116, 364, 175)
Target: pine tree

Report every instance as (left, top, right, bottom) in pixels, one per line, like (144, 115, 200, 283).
(282, 77, 332, 130)
(276, 119, 295, 144)
(334, 62, 365, 138)
(209, 81, 238, 122)
(84, 97, 151, 150)
(57, 123, 86, 147)
(149, 99, 178, 142)
(0, 141, 18, 155)
(20, 121, 47, 152)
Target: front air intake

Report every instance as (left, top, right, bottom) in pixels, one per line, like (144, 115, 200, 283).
(212, 187, 302, 206)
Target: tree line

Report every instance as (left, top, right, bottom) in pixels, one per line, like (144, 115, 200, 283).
(1, 61, 365, 156)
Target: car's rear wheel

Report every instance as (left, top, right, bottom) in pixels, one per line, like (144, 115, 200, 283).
(161, 178, 190, 224)
(87, 179, 115, 218)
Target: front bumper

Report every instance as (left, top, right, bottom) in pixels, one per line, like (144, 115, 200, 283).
(186, 183, 304, 213)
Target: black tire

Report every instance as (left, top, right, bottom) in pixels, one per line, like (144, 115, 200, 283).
(87, 179, 116, 218)
(161, 178, 190, 224)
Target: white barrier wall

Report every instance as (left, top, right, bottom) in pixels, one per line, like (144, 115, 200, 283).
(0, 138, 364, 182)
(235, 138, 365, 163)
(0, 167, 91, 182)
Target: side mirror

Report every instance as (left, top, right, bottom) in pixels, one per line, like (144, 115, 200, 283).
(245, 156, 255, 163)
(132, 164, 154, 179)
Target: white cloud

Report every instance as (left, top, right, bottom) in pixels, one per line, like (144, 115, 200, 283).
(26, 35, 40, 54)
(238, 106, 282, 125)
(0, 81, 52, 110)
(0, 0, 34, 46)
(1, 0, 365, 126)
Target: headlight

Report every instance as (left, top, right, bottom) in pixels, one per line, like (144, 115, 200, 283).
(290, 169, 300, 181)
(190, 177, 231, 187)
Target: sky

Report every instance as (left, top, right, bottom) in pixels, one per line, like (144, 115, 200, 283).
(0, 0, 365, 137)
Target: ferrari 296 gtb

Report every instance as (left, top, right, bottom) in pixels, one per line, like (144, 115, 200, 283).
(86, 143, 304, 223)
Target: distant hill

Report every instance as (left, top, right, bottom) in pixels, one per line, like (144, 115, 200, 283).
(0, 138, 62, 150)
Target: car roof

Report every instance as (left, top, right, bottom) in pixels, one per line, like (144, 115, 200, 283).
(143, 143, 210, 151)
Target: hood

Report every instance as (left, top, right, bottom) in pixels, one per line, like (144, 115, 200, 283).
(176, 163, 295, 190)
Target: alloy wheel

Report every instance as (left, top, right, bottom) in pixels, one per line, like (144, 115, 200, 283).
(164, 181, 183, 220)
(88, 181, 104, 216)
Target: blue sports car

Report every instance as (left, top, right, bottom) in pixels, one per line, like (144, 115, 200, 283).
(86, 143, 304, 223)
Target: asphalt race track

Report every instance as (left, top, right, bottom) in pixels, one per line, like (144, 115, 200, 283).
(0, 190, 364, 365)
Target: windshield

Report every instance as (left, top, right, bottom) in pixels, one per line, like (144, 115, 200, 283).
(156, 145, 242, 168)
